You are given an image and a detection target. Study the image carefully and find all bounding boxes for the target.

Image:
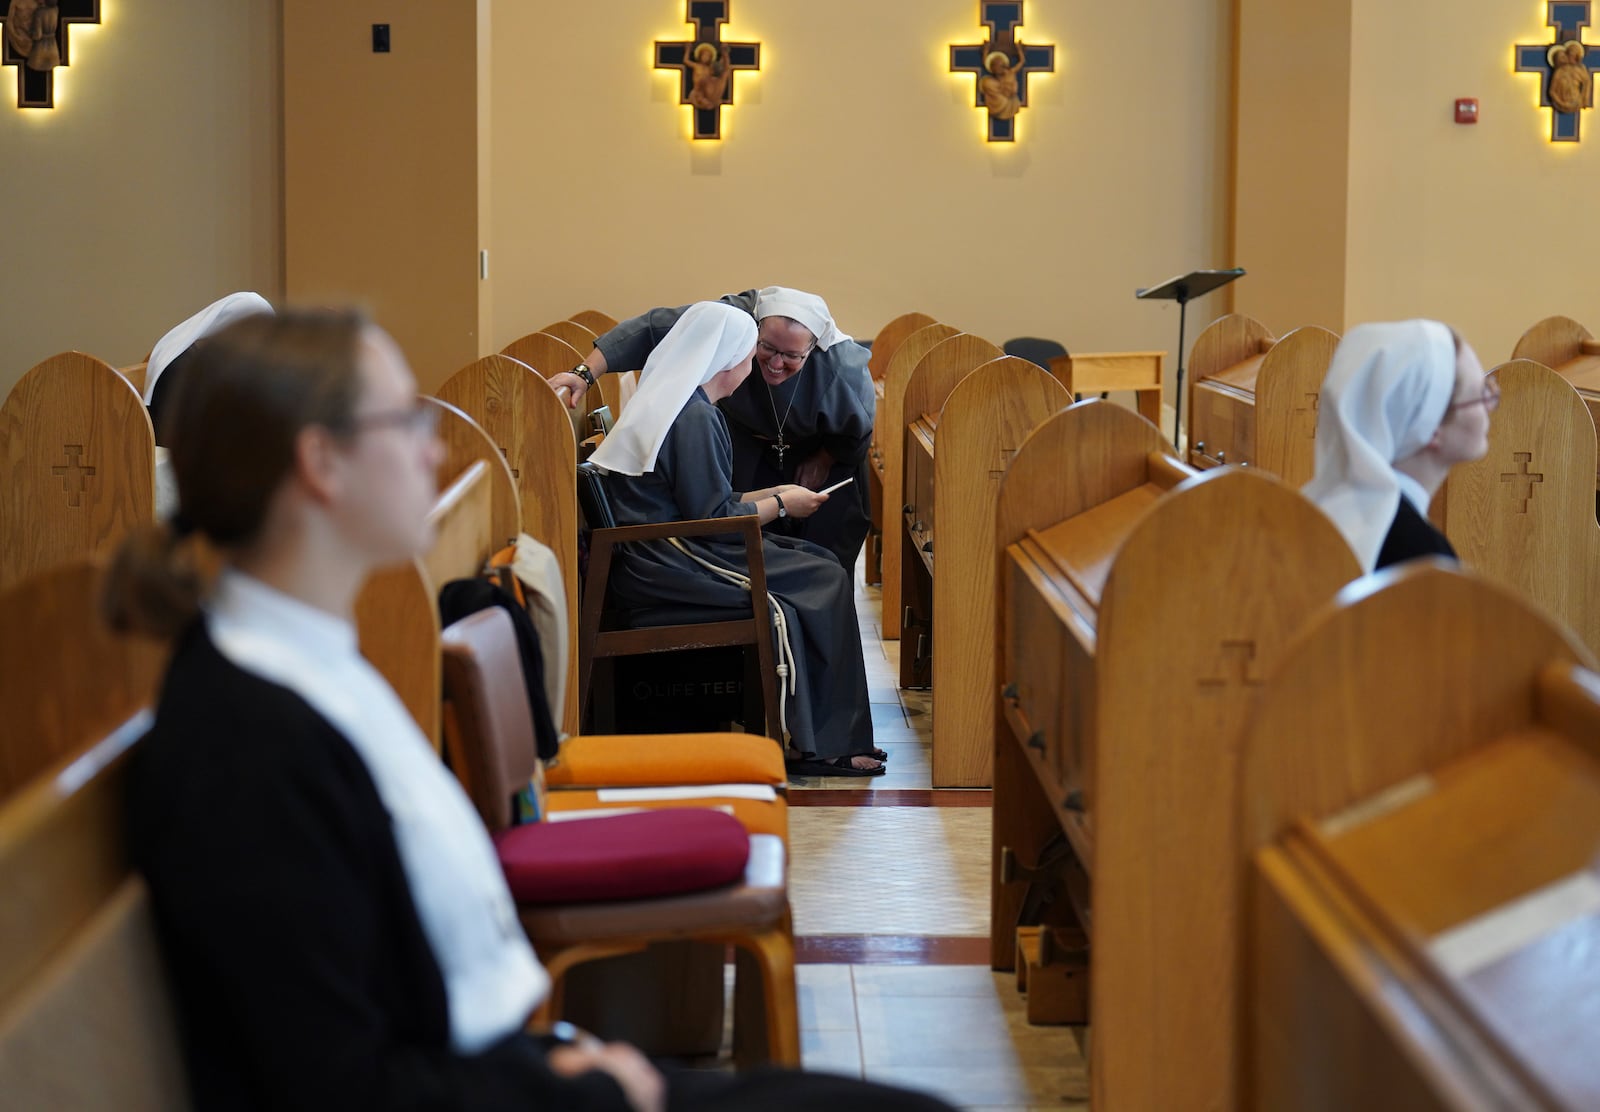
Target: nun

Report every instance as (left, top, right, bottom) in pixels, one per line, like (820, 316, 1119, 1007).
(553, 286, 875, 574)
(1303, 320, 1498, 573)
(144, 291, 276, 443)
(590, 302, 883, 776)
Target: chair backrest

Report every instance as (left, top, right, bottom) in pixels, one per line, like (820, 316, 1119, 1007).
(1003, 336, 1069, 370)
(440, 609, 537, 832)
(575, 461, 617, 532)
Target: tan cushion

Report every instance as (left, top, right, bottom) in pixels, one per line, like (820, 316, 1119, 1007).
(547, 733, 785, 788)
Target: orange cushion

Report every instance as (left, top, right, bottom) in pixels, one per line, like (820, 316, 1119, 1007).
(546, 789, 789, 843)
(546, 732, 785, 788)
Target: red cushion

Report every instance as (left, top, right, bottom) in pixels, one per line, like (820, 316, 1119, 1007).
(494, 809, 750, 905)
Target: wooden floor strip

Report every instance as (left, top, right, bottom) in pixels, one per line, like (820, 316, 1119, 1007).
(794, 934, 992, 965)
(787, 789, 992, 808)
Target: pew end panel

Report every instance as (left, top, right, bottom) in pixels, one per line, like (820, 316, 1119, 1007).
(437, 354, 581, 736)
(540, 320, 598, 355)
(0, 557, 167, 801)
(1442, 361, 1600, 659)
(1085, 466, 1359, 1111)
(1512, 316, 1600, 489)
(877, 323, 962, 640)
(991, 400, 1179, 969)
(1238, 564, 1600, 1110)
(428, 398, 521, 552)
(1, 352, 156, 593)
(928, 357, 1068, 787)
(116, 361, 150, 397)
(498, 331, 593, 446)
(1186, 313, 1274, 466)
(0, 717, 193, 1109)
(868, 312, 938, 382)
(569, 310, 619, 335)
(1254, 325, 1341, 486)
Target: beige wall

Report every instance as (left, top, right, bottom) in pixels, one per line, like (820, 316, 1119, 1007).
(283, 0, 485, 393)
(0, 0, 282, 399)
(489, 0, 1233, 401)
(1232, 0, 1352, 334)
(1345, 0, 1600, 364)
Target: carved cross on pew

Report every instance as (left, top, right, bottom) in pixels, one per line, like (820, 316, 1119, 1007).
(1515, 2, 1600, 142)
(989, 447, 1019, 480)
(654, 1, 760, 141)
(1196, 640, 1262, 694)
(1294, 392, 1321, 439)
(497, 446, 520, 481)
(0, 0, 100, 110)
(949, 1, 1056, 142)
(51, 444, 95, 507)
(1500, 452, 1545, 514)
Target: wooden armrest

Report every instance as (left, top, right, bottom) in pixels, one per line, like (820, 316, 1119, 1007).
(592, 516, 761, 546)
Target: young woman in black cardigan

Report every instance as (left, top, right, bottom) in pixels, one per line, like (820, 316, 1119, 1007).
(107, 309, 951, 1112)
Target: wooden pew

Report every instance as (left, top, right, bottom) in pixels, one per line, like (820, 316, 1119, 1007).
(990, 401, 1359, 1110)
(540, 319, 598, 353)
(570, 309, 619, 335)
(1185, 314, 1338, 484)
(0, 353, 156, 594)
(867, 312, 939, 382)
(1437, 361, 1600, 658)
(1046, 350, 1165, 425)
(499, 329, 597, 444)
(871, 324, 967, 639)
(900, 357, 1068, 785)
(1239, 564, 1600, 1111)
(436, 355, 581, 736)
(1511, 315, 1600, 489)
(116, 361, 150, 397)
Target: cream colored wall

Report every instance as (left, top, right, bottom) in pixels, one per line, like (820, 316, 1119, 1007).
(1231, 0, 1352, 335)
(283, 0, 484, 393)
(1344, 0, 1600, 363)
(489, 0, 1232, 402)
(0, 0, 282, 400)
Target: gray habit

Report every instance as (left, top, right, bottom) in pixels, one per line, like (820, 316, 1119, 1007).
(594, 290, 875, 573)
(603, 389, 874, 761)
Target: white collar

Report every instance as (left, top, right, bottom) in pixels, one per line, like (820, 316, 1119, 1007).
(1394, 471, 1432, 517)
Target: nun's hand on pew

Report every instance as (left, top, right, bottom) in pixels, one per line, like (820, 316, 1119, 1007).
(548, 373, 587, 408)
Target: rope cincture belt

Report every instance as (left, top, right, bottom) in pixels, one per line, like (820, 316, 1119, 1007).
(666, 537, 797, 743)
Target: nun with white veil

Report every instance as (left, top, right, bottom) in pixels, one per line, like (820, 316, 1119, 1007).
(1303, 320, 1497, 573)
(590, 301, 883, 775)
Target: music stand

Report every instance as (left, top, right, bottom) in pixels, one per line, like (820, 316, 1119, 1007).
(1136, 268, 1246, 449)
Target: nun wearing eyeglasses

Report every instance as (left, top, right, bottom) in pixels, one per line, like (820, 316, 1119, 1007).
(591, 302, 883, 776)
(552, 287, 875, 575)
(1303, 320, 1497, 574)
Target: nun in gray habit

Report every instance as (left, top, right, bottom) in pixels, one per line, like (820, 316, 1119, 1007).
(589, 302, 882, 775)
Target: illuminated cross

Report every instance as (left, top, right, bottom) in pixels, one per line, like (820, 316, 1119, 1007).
(654, 1, 760, 141)
(1197, 640, 1262, 694)
(1500, 452, 1545, 513)
(989, 447, 1019, 480)
(1515, 2, 1600, 142)
(0, 0, 99, 110)
(1294, 392, 1321, 439)
(949, 1, 1056, 142)
(51, 444, 95, 507)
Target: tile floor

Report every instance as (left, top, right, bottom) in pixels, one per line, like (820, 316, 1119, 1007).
(783, 571, 1089, 1110)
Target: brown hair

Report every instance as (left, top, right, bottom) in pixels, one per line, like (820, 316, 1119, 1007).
(103, 308, 369, 638)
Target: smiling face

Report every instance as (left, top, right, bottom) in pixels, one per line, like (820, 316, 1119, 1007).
(754, 316, 817, 387)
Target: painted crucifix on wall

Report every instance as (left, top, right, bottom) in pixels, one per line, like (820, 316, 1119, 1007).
(1, 0, 99, 109)
(655, 1, 760, 141)
(1515, 2, 1600, 141)
(950, 2, 1055, 142)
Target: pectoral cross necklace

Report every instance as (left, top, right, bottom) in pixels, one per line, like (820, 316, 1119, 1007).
(764, 380, 798, 469)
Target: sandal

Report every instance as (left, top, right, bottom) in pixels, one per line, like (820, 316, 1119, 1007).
(785, 755, 887, 778)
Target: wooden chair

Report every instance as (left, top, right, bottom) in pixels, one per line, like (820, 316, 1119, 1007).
(0, 352, 155, 593)
(440, 606, 799, 1067)
(575, 462, 782, 743)
(1239, 564, 1599, 1110)
(1437, 360, 1600, 658)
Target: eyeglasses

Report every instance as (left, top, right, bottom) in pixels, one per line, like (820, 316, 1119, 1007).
(756, 338, 815, 365)
(1445, 379, 1501, 415)
(347, 400, 441, 437)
